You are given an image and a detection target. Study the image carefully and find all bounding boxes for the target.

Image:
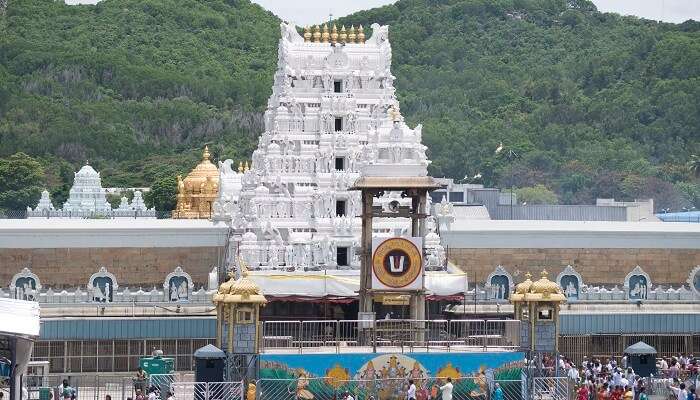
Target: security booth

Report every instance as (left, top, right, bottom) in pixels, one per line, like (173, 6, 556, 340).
(624, 341, 657, 377)
(194, 344, 226, 383)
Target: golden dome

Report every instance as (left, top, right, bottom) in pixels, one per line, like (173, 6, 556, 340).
(515, 272, 533, 294)
(510, 269, 566, 303)
(213, 263, 267, 304)
(174, 146, 219, 219)
(530, 270, 562, 296)
(183, 146, 218, 181)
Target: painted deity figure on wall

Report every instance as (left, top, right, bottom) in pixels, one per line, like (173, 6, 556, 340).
(168, 276, 189, 301)
(629, 275, 648, 300)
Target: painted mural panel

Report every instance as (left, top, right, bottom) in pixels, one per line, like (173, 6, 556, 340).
(259, 352, 524, 400)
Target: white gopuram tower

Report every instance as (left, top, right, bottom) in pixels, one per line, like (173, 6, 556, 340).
(213, 23, 445, 272)
(61, 163, 112, 214)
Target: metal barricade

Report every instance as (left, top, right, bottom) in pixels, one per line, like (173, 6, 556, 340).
(261, 321, 300, 352)
(300, 320, 337, 351)
(260, 319, 521, 353)
(494, 379, 526, 400)
(336, 320, 360, 352)
(26, 374, 136, 400)
(485, 320, 521, 350)
(449, 319, 488, 350)
(532, 376, 571, 400)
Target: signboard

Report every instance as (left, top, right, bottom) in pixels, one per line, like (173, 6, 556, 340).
(371, 237, 423, 291)
(380, 294, 411, 305)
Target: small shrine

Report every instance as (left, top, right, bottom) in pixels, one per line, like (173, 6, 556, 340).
(510, 270, 566, 353)
(175, 146, 220, 219)
(27, 166, 155, 218)
(213, 264, 266, 381)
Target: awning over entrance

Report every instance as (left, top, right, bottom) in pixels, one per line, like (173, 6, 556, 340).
(246, 270, 469, 300)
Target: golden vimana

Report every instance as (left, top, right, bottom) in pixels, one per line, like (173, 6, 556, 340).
(303, 24, 366, 44)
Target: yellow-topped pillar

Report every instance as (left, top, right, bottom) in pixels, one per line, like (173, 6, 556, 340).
(510, 270, 566, 353)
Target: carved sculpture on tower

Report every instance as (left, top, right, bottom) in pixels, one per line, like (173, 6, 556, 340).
(211, 22, 445, 271)
(174, 146, 220, 219)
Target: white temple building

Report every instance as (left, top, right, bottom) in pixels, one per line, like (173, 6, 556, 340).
(62, 163, 111, 213)
(27, 163, 155, 218)
(212, 23, 446, 271)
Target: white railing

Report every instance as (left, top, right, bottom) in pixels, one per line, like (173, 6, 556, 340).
(149, 375, 244, 400)
(261, 319, 521, 353)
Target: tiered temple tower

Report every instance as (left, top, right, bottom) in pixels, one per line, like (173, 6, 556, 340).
(213, 23, 444, 271)
(61, 163, 112, 213)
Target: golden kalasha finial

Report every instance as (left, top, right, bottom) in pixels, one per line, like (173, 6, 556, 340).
(321, 24, 329, 43)
(339, 25, 347, 42)
(244, 161, 250, 172)
(312, 25, 321, 43)
(303, 26, 311, 42)
(348, 25, 356, 43)
(202, 145, 211, 161)
(330, 24, 338, 44)
(238, 161, 244, 173)
(357, 25, 365, 43)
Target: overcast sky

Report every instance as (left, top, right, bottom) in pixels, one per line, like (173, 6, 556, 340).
(251, 0, 700, 26)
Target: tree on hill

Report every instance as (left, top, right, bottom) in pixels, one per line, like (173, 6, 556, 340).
(145, 175, 178, 213)
(0, 152, 46, 212)
(515, 184, 558, 205)
(0, 0, 699, 208)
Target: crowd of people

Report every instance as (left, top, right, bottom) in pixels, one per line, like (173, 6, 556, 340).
(559, 354, 700, 400)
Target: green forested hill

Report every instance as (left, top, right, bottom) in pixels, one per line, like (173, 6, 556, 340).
(0, 0, 280, 205)
(1, 0, 699, 211)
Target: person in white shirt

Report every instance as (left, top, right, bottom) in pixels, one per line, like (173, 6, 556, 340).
(659, 357, 669, 371)
(166, 392, 175, 400)
(147, 387, 158, 400)
(620, 377, 629, 389)
(344, 392, 355, 400)
(567, 367, 580, 382)
(668, 382, 688, 400)
(406, 380, 416, 400)
(612, 369, 622, 386)
(439, 378, 454, 400)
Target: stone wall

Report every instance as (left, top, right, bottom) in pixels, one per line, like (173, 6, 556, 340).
(448, 248, 700, 285)
(0, 246, 224, 288)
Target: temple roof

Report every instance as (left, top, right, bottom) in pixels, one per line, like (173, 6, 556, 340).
(76, 164, 99, 177)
